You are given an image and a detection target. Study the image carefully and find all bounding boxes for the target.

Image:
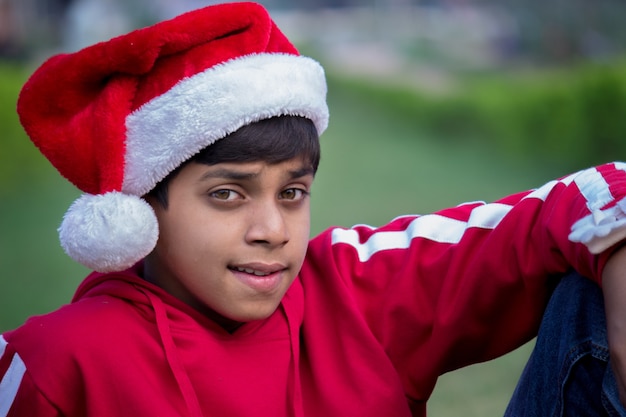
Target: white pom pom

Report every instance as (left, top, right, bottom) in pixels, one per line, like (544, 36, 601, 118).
(59, 192, 159, 272)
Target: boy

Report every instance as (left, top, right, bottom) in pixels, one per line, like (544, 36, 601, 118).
(3, 2, 626, 416)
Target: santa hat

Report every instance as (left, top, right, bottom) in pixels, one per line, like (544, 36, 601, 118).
(17, 2, 329, 273)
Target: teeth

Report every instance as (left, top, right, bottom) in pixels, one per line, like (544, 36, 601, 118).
(235, 267, 270, 276)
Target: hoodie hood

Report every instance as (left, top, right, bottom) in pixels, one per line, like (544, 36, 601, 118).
(72, 264, 229, 332)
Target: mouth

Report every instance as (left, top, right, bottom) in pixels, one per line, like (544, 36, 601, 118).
(228, 263, 287, 293)
(231, 266, 273, 277)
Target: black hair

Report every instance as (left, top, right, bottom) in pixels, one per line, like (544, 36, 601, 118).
(147, 115, 320, 208)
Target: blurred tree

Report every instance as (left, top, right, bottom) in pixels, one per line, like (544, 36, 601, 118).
(481, 0, 625, 65)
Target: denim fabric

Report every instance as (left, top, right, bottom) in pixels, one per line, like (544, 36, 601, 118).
(504, 272, 626, 416)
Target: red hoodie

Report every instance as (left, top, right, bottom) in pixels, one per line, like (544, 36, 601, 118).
(3, 162, 626, 416)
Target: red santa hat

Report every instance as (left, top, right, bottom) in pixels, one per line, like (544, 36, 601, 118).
(17, 2, 329, 273)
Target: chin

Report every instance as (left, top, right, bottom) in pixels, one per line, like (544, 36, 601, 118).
(234, 302, 282, 322)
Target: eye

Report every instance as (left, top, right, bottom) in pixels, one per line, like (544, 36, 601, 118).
(210, 189, 240, 201)
(279, 188, 308, 201)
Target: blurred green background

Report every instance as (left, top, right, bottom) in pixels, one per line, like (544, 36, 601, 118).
(2, 0, 626, 415)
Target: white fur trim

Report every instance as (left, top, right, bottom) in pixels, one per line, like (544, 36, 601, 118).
(123, 53, 328, 195)
(569, 197, 626, 253)
(59, 192, 159, 272)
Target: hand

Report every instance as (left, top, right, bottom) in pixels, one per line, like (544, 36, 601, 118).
(602, 245, 626, 406)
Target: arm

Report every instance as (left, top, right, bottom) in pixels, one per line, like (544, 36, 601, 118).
(602, 245, 626, 406)
(327, 162, 626, 378)
(0, 336, 62, 417)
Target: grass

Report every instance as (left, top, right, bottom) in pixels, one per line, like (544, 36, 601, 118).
(1, 62, 574, 415)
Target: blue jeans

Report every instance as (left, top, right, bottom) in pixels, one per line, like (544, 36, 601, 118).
(504, 272, 626, 416)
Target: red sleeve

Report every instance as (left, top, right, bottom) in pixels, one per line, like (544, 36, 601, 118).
(317, 162, 626, 392)
(0, 335, 61, 417)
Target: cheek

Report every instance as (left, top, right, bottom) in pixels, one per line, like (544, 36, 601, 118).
(162, 211, 243, 263)
(155, 207, 207, 266)
(290, 213, 311, 259)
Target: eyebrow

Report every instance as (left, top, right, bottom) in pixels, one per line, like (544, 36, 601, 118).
(198, 165, 315, 182)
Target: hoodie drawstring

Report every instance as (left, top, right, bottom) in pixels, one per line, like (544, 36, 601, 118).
(141, 288, 204, 417)
(283, 279, 305, 417)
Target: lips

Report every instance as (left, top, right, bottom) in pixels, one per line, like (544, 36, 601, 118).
(229, 263, 287, 293)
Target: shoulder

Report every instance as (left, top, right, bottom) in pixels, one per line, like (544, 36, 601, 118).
(4, 293, 150, 372)
(2, 292, 159, 407)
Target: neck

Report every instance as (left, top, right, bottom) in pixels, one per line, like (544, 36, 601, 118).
(141, 261, 244, 333)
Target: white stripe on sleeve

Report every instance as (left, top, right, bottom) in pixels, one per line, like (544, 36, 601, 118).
(332, 203, 515, 262)
(0, 336, 26, 417)
(331, 177, 570, 263)
(573, 167, 612, 211)
(0, 336, 6, 358)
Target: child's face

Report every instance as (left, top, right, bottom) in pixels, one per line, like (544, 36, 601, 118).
(144, 157, 314, 323)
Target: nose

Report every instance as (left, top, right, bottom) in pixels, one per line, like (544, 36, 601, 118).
(245, 200, 289, 247)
